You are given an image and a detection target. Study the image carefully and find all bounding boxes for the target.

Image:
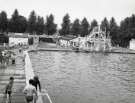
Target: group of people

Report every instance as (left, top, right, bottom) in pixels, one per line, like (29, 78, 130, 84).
(5, 76, 41, 103)
(23, 76, 41, 103)
(0, 50, 16, 67)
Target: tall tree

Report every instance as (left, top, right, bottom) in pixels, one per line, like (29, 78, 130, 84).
(70, 19, 81, 36)
(59, 14, 71, 36)
(45, 14, 57, 35)
(17, 16, 27, 33)
(9, 9, 27, 33)
(0, 11, 8, 33)
(109, 17, 119, 46)
(100, 17, 110, 32)
(129, 14, 135, 38)
(36, 16, 45, 35)
(80, 18, 90, 37)
(27, 11, 37, 34)
(119, 14, 135, 47)
(90, 19, 98, 32)
(9, 9, 20, 32)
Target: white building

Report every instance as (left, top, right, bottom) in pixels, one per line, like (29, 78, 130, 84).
(129, 39, 135, 50)
(58, 35, 76, 47)
(8, 33, 28, 47)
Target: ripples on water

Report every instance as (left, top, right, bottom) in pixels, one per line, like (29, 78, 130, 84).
(29, 51, 135, 103)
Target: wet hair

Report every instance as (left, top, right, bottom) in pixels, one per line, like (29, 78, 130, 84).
(10, 77, 14, 80)
(29, 79, 34, 84)
(34, 76, 39, 80)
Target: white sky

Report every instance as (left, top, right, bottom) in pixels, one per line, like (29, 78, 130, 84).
(0, 0, 135, 27)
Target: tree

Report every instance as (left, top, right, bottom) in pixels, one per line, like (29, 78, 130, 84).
(45, 14, 57, 35)
(9, 9, 27, 33)
(80, 18, 90, 37)
(119, 14, 135, 47)
(36, 16, 45, 35)
(70, 19, 81, 36)
(129, 14, 135, 38)
(0, 11, 8, 33)
(90, 19, 98, 32)
(123, 15, 135, 38)
(59, 14, 71, 36)
(27, 11, 37, 34)
(17, 16, 27, 33)
(100, 17, 110, 32)
(109, 17, 119, 46)
(9, 9, 20, 32)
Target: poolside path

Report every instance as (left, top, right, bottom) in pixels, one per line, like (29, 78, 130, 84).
(0, 49, 26, 103)
(0, 47, 52, 103)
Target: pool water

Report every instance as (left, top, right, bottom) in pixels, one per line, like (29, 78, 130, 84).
(29, 51, 135, 103)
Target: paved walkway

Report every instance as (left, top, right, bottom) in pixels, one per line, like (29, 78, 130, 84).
(0, 47, 52, 103)
(0, 50, 26, 103)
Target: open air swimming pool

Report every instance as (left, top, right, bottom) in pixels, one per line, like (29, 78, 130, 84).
(29, 51, 135, 103)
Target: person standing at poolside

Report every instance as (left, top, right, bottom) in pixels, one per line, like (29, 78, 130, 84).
(23, 79, 38, 103)
(5, 77, 14, 103)
(11, 53, 16, 65)
(0, 50, 3, 64)
(32, 76, 41, 92)
(22, 50, 26, 64)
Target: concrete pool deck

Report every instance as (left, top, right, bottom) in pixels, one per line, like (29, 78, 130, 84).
(27, 42, 135, 54)
(0, 48, 52, 103)
(29, 46, 135, 54)
(0, 49, 26, 103)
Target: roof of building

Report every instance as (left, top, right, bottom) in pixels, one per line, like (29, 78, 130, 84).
(8, 33, 29, 38)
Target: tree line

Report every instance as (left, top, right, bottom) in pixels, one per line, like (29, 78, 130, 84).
(0, 9, 135, 47)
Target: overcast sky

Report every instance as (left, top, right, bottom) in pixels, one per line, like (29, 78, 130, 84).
(0, 0, 135, 26)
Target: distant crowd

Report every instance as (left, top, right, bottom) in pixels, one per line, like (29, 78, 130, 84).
(0, 45, 27, 68)
(0, 50, 16, 67)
